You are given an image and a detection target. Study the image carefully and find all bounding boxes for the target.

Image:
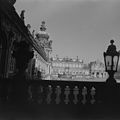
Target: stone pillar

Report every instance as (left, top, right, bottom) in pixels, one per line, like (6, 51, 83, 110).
(0, 28, 8, 78)
(0, 44, 2, 70)
(5, 30, 14, 78)
(0, 16, 14, 78)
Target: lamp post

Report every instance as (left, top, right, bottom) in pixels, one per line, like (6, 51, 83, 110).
(103, 40, 119, 84)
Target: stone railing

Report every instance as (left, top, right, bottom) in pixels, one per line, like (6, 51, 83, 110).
(27, 80, 106, 105)
(0, 78, 117, 105)
(0, 78, 120, 106)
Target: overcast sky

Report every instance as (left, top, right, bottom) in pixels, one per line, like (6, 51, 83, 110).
(15, 0, 120, 63)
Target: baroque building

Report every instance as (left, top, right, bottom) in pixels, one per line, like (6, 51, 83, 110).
(50, 56, 107, 81)
(0, 0, 48, 79)
(50, 56, 90, 80)
(32, 21, 52, 80)
(89, 60, 107, 78)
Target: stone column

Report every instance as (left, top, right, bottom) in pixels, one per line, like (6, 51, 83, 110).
(0, 28, 8, 78)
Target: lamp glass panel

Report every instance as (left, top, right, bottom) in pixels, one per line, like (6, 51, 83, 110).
(105, 56, 112, 70)
(113, 56, 118, 71)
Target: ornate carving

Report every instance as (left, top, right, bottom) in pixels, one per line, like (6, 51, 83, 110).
(1, 18, 11, 32)
(48, 40, 52, 48)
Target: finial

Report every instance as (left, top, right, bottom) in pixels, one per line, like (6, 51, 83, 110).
(40, 21, 46, 31)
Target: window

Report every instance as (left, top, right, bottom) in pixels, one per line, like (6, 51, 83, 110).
(69, 64, 72, 68)
(73, 64, 75, 68)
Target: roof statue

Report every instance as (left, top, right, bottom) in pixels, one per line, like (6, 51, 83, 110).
(20, 10, 25, 22)
(32, 30, 35, 38)
(27, 24, 31, 31)
(48, 40, 52, 48)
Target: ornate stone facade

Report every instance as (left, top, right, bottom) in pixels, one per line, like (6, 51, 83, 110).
(50, 57, 107, 81)
(89, 60, 108, 78)
(35, 21, 52, 59)
(33, 21, 52, 80)
(50, 56, 90, 80)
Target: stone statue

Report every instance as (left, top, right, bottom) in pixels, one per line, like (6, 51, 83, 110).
(27, 24, 31, 31)
(20, 10, 25, 22)
(48, 40, 52, 48)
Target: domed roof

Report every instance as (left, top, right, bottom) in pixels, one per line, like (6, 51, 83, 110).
(36, 21, 49, 39)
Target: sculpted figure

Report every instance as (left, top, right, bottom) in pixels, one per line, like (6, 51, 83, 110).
(20, 10, 25, 22)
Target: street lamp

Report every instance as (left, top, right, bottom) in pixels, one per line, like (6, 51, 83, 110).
(103, 40, 119, 84)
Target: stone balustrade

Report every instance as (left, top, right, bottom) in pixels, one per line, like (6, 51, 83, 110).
(0, 78, 120, 106)
(28, 82, 102, 105)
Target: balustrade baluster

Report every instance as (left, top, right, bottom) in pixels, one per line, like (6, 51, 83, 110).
(82, 86, 87, 104)
(28, 85, 33, 103)
(90, 86, 96, 104)
(46, 85, 52, 104)
(73, 86, 79, 104)
(64, 85, 70, 104)
(37, 85, 44, 104)
(55, 85, 61, 104)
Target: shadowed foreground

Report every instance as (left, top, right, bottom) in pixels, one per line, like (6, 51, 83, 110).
(1, 103, 120, 120)
(0, 79, 120, 120)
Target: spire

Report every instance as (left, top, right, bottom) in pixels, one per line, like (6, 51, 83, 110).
(40, 21, 46, 31)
